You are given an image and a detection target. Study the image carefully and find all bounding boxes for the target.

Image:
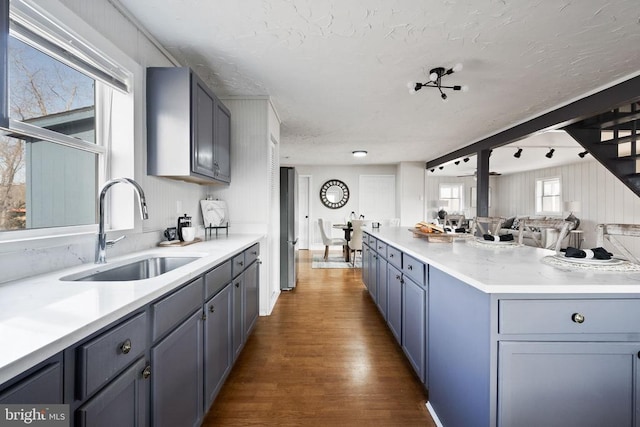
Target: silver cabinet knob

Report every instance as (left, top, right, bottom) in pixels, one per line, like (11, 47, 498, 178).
(142, 365, 151, 379)
(120, 339, 132, 354)
(209, 305, 215, 313)
(571, 313, 585, 324)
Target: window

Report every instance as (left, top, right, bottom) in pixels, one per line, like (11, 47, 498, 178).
(439, 183, 464, 212)
(535, 177, 561, 214)
(0, 0, 133, 236)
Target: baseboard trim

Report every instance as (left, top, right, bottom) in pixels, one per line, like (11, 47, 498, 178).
(426, 401, 444, 427)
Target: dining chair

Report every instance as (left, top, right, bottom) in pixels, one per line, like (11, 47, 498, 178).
(318, 218, 347, 260)
(596, 224, 640, 264)
(348, 219, 364, 266)
(470, 217, 505, 237)
(517, 219, 572, 252)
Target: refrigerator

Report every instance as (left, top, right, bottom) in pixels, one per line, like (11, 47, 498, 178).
(280, 167, 299, 290)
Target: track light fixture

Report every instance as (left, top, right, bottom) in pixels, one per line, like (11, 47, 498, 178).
(408, 63, 468, 100)
(430, 169, 435, 172)
(454, 160, 460, 165)
(463, 157, 470, 162)
(545, 148, 555, 159)
(514, 148, 522, 158)
(439, 166, 444, 170)
(578, 150, 589, 158)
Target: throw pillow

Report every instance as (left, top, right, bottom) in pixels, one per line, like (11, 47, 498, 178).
(502, 217, 515, 229)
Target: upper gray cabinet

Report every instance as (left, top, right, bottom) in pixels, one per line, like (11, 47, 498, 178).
(147, 67, 231, 185)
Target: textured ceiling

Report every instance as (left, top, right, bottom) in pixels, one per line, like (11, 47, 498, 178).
(117, 0, 640, 168)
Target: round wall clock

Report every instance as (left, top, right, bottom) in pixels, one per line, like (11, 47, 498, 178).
(320, 179, 349, 209)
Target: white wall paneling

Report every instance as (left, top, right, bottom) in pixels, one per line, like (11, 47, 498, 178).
(359, 175, 396, 222)
(397, 162, 425, 226)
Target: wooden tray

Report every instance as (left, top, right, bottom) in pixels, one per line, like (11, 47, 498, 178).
(158, 238, 202, 247)
(408, 228, 455, 242)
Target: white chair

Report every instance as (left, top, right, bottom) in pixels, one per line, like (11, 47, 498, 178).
(470, 217, 505, 237)
(348, 219, 364, 266)
(318, 218, 347, 260)
(596, 224, 640, 264)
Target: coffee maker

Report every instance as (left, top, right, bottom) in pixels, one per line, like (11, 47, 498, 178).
(177, 214, 192, 241)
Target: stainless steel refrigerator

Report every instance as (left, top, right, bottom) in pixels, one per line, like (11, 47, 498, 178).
(280, 167, 299, 290)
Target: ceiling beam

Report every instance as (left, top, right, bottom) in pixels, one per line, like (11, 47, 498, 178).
(425, 75, 640, 170)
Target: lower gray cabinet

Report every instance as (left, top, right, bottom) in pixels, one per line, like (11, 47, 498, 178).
(387, 264, 402, 344)
(368, 249, 378, 303)
(76, 358, 148, 427)
(0, 355, 63, 404)
(402, 275, 426, 383)
(151, 310, 203, 427)
(243, 261, 259, 338)
(362, 243, 371, 290)
(498, 341, 640, 427)
(376, 254, 388, 319)
(232, 275, 244, 361)
(204, 283, 232, 410)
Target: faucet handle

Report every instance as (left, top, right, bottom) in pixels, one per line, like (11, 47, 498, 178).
(107, 235, 126, 248)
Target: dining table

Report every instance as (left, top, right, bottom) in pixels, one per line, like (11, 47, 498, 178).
(333, 224, 353, 262)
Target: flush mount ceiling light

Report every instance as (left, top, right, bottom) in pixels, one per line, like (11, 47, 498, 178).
(578, 150, 589, 158)
(514, 148, 522, 158)
(545, 148, 555, 159)
(352, 150, 367, 157)
(408, 63, 468, 100)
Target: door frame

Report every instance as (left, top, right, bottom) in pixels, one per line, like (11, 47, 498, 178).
(298, 175, 311, 250)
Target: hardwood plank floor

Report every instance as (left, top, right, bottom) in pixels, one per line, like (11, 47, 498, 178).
(202, 250, 434, 426)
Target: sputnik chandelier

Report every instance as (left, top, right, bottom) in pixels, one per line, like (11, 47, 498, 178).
(408, 63, 468, 100)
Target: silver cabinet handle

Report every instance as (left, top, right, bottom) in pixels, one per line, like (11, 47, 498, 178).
(408, 265, 413, 270)
(120, 339, 132, 354)
(389, 253, 394, 258)
(571, 313, 585, 324)
(209, 305, 215, 313)
(142, 365, 151, 379)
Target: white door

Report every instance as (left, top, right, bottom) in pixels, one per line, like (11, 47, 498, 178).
(298, 175, 311, 249)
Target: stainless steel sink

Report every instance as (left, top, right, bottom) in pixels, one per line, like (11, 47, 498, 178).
(63, 256, 200, 282)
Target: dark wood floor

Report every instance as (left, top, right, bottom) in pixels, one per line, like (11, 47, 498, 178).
(202, 250, 434, 426)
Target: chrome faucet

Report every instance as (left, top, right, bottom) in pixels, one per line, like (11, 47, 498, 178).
(96, 178, 149, 264)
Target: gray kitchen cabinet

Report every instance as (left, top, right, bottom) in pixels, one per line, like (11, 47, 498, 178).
(150, 277, 204, 427)
(151, 309, 203, 427)
(375, 252, 388, 319)
(76, 357, 148, 427)
(204, 283, 232, 410)
(368, 248, 378, 303)
(147, 67, 231, 185)
(232, 275, 244, 361)
(0, 354, 63, 404)
(361, 243, 371, 290)
(498, 341, 640, 427)
(243, 260, 259, 338)
(402, 275, 426, 383)
(387, 263, 402, 344)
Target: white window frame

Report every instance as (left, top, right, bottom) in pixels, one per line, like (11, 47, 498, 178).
(535, 176, 562, 215)
(0, 0, 137, 244)
(439, 183, 465, 213)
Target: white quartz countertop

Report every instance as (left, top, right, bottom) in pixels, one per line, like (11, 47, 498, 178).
(0, 233, 263, 386)
(369, 227, 640, 294)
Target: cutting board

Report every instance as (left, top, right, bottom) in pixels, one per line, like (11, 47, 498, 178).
(158, 238, 202, 247)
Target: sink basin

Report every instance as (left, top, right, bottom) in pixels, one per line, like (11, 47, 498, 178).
(63, 256, 201, 282)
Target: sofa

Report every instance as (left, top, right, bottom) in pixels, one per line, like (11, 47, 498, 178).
(498, 215, 578, 249)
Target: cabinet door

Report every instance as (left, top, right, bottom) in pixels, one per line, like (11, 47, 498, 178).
(361, 244, 370, 289)
(402, 276, 426, 382)
(0, 357, 62, 404)
(213, 100, 231, 182)
(191, 74, 215, 178)
(387, 264, 402, 344)
(499, 341, 640, 427)
(376, 256, 388, 319)
(204, 284, 232, 410)
(232, 276, 244, 361)
(368, 249, 378, 303)
(76, 358, 148, 427)
(151, 310, 203, 427)
(243, 261, 259, 338)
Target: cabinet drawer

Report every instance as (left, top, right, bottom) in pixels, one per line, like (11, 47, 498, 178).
(232, 253, 245, 277)
(77, 312, 147, 399)
(152, 277, 203, 341)
(499, 299, 640, 334)
(245, 243, 260, 265)
(362, 233, 370, 246)
(402, 254, 425, 286)
(205, 260, 232, 300)
(368, 235, 377, 248)
(375, 241, 387, 258)
(386, 246, 402, 269)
